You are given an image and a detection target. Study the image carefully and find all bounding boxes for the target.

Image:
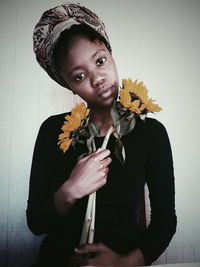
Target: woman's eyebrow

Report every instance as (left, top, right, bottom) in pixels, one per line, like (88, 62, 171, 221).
(92, 49, 106, 59)
(67, 66, 82, 76)
(66, 49, 107, 77)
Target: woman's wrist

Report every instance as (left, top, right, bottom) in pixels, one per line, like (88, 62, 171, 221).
(62, 179, 79, 203)
(53, 180, 77, 216)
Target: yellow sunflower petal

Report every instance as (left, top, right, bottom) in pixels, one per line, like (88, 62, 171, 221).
(61, 124, 74, 132)
(58, 102, 90, 153)
(146, 102, 162, 112)
(134, 81, 148, 102)
(122, 78, 136, 93)
(131, 99, 140, 108)
(74, 103, 86, 117)
(59, 138, 73, 153)
(130, 100, 141, 114)
(85, 109, 90, 117)
(139, 103, 147, 111)
(68, 115, 80, 130)
(73, 111, 82, 124)
(119, 90, 132, 107)
(58, 132, 70, 140)
(73, 103, 90, 121)
(129, 79, 138, 93)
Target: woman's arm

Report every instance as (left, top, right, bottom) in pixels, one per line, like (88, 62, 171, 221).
(69, 243, 145, 266)
(137, 119, 177, 265)
(27, 116, 112, 234)
(26, 117, 63, 235)
(53, 149, 112, 216)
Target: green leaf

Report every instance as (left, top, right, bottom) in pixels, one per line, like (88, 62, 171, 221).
(77, 140, 85, 144)
(86, 123, 100, 153)
(111, 101, 136, 136)
(114, 138, 125, 165)
(88, 122, 100, 137)
(119, 116, 136, 136)
(111, 101, 121, 129)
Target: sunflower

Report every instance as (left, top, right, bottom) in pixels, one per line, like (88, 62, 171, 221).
(119, 78, 162, 114)
(58, 103, 90, 153)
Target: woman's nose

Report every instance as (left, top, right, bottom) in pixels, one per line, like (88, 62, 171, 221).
(91, 71, 106, 88)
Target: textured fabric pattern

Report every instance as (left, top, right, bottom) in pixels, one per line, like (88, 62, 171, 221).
(33, 3, 111, 88)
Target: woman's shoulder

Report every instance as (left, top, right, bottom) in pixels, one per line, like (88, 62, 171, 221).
(135, 117, 170, 144)
(132, 117, 169, 140)
(37, 112, 70, 139)
(144, 117, 167, 131)
(40, 112, 69, 128)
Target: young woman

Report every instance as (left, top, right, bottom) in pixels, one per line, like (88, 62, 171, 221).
(27, 3, 177, 266)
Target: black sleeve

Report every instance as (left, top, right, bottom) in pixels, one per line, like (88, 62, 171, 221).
(26, 117, 63, 235)
(137, 120, 177, 265)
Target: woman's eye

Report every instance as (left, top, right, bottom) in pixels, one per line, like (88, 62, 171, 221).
(74, 73, 85, 81)
(96, 57, 106, 66)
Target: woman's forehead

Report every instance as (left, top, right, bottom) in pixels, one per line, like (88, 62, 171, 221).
(66, 34, 106, 53)
(60, 35, 107, 67)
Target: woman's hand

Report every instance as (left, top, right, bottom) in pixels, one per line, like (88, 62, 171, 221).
(65, 149, 112, 200)
(68, 243, 121, 266)
(68, 243, 145, 266)
(54, 149, 111, 215)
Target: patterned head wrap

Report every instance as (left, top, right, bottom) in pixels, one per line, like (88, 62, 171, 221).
(33, 3, 111, 88)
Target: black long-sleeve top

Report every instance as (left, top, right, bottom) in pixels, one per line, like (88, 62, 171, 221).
(27, 113, 177, 266)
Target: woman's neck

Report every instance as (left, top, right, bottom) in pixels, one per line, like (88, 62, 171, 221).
(90, 106, 113, 136)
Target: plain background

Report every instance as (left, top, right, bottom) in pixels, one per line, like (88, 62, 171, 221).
(0, 0, 200, 266)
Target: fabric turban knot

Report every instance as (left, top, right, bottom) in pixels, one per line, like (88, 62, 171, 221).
(33, 3, 111, 88)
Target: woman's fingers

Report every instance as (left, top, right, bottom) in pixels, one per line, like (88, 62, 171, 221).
(79, 149, 112, 170)
(101, 156, 112, 168)
(78, 149, 110, 163)
(93, 149, 111, 161)
(74, 243, 104, 254)
(103, 167, 109, 175)
(68, 148, 112, 198)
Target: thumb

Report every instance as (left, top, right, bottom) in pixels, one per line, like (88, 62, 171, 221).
(74, 243, 104, 254)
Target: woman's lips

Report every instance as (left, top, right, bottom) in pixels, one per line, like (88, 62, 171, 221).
(97, 85, 113, 98)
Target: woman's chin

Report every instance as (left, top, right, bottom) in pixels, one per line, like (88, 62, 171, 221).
(89, 98, 116, 109)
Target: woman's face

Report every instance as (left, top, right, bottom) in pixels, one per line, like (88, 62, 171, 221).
(59, 34, 119, 109)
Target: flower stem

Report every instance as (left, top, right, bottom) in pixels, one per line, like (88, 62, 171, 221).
(88, 192, 96, 244)
(79, 126, 113, 246)
(101, 126, 113, 150)
(79, 192, 95, 246)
